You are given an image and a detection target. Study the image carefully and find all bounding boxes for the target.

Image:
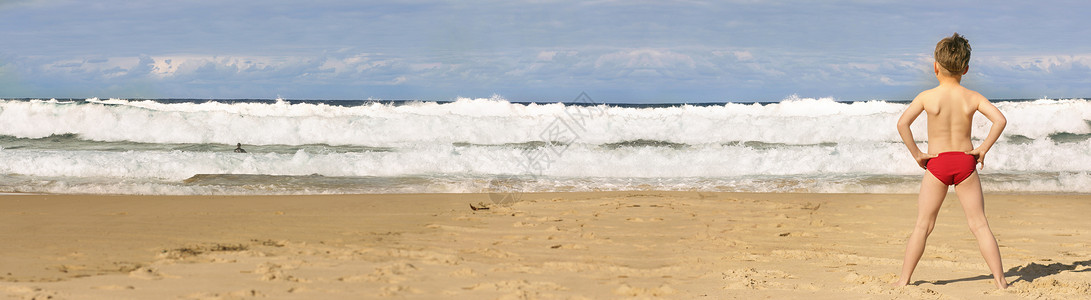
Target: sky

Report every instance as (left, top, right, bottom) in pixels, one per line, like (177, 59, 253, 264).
(1, 0, 1089, 103)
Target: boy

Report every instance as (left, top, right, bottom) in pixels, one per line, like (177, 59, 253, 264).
(893, 33, 1008, 289)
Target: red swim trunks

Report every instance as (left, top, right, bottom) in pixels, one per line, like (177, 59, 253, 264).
(926, 152, 977, 186)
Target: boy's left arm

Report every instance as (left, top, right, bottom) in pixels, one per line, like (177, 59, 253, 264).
(966, 96, 1007, 168)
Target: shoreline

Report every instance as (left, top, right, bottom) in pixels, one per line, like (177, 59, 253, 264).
(3, 191, 1089, 299)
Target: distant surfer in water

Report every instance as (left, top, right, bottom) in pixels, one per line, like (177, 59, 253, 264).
(234, 143, 247, 153)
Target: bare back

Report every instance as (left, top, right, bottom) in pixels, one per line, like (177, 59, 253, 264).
(898, 78, 1005, 165)
(917, 85, 982, 153)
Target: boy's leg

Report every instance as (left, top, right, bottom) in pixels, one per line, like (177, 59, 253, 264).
(953, 172, 1008, 289)
(894, 173, 948, 286)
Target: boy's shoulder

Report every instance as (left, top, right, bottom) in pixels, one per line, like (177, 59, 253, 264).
(910, 86, 942, 105)
(913, 84, 987, 105)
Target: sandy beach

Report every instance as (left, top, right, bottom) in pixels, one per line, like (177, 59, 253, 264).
(2, 192, 1089, 299)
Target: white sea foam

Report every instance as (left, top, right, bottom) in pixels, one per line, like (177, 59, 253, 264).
(0, 139, 1087, 194)
(0, 140, 1087, 179)
(4, 96, 1087, 146)
(1, 96, 1089, 195)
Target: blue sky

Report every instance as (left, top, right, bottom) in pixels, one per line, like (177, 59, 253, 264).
(1, 0, 1089, 103)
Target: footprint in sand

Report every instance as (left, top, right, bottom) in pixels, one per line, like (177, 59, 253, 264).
(2, 286, 60, 300)
(129, 266, 179, 280)
(91, 285, 136, 291)
(385, 249, 462, 265)
(346, 262, 418, 284)
(692, 231, 713, 240)
(777, 232, 817, 237)
(1010, 278, 1091, 298)
(533, 216, 563, 222)
(449, 267, 482, 278)
(549, 244, 588, 250)
(721, 268, 796, 290)
(460, 248, 517, 259)
(255, 262, 309, 282)
(840, 272, 945, 297)
(380, 285, 423, 296)
(614, 283, 676, 296)
(464, 280, 566, 293)
(183, 289, 265, 299)
(513, 221, 537, 227)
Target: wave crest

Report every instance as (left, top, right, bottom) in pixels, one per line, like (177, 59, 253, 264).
(4, 97, 1086, 146)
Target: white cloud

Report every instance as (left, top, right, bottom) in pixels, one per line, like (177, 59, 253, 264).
(409, 63, 443, 72)
(536, 51, 557, 61)
(732, 51, 753, 61)
(595, 49, 696, 69)
(589, 49, 703, 80)
(979, 54, 1091, 74)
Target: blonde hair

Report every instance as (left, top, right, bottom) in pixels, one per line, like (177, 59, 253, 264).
(934, 33, 971, 74)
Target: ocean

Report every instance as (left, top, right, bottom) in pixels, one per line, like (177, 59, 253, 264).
(1, 96, 1089, 195)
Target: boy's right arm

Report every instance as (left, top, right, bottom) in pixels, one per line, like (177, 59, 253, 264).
(897, 96, 935, 169)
